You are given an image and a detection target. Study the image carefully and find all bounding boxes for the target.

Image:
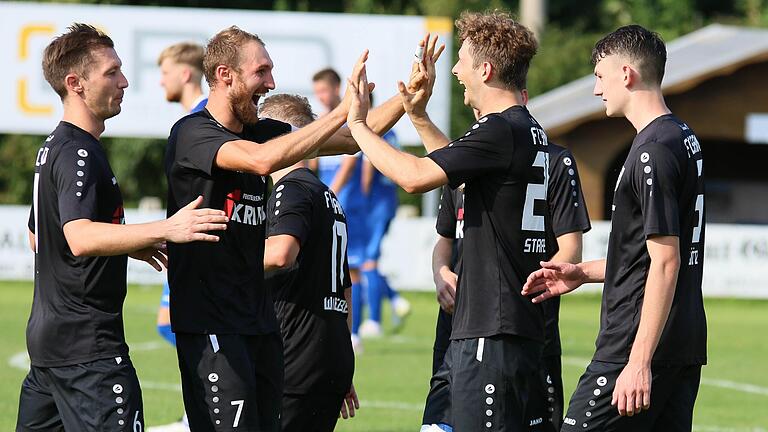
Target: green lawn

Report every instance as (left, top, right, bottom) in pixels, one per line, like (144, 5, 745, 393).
(1, 281, 766, 431)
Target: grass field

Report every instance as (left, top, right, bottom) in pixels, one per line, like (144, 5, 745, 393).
(1, 281, 766, 431)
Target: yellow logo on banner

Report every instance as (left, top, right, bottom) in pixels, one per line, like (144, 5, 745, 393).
(17, 24, 55, 116)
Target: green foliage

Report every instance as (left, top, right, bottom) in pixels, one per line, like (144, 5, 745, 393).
(0, 135, 45, 205)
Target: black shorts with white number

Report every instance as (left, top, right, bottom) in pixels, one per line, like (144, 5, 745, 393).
(16, 356, 143, 432)
(563, 361, 701, 432)
(176, 332, 283, 432)
(449, 335, 555, 432)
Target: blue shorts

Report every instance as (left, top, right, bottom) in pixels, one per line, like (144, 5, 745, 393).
(346, 206, 367, 269)
(364, 196, 396, 262)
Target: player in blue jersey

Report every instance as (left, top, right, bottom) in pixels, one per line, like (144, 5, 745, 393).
(155, 41, 208, 432)
(358, 106, 411, 337)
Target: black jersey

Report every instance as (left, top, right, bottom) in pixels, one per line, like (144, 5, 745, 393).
(26, 121, 128, 367)
(264, 168, 354, 394)
(165, 109, 292, 335)
(595, 114, 706, 365)
(428, 105, 550, 341)
(436, 184, 465, 269)
(543, 144, 592, 357)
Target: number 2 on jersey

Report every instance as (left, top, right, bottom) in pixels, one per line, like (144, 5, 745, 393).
(522, 151, 550, 232)
(331, 221, 348, 293)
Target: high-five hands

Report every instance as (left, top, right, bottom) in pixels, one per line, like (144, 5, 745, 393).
(346, 60, 372, 127)
(401, 34, 445, 118)
(340, 50, 375, 116)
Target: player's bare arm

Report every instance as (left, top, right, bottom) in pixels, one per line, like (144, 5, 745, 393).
(215, 51, 370, 175)
(361, 159, 374, 195)
(263, 234, 300, 272)
(322, 34, 445, 156)
(432, 235, 457, 314)
(550, 231, 584, 264)
(612, 235, 680, 417)
(347, 67, 447, 193)
(62, 195, 227, 259)
(522, 258, 607, 303)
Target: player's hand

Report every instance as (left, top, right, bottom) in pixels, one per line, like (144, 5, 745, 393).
(346, 63, 372, 128)
(340, 383, 360, 419)
(612, 360, 652, 416)
(521, 261, 585, 303)
(434, 266, 457, 314)
(401, 34, 445, 119)
(165, 196, 228, 243)
(129, 243, 168, 271)
(340, 50, 375, 116)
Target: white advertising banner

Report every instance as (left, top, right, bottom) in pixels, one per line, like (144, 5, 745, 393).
(0, 2, 452, 143)
(1, 206, 766, 298)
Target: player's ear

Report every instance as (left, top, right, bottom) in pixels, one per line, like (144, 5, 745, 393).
(621, 64, 634, 89)
(181, 67, 192, 85)
(217, 65, 233, 86)
(65, 73, 84, 95)
(481, 61, 493, 83)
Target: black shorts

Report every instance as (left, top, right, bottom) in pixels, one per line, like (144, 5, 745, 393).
(448, 336, 555, 432)
(176, 332, 283, 432)
(16, 356, 143, 431)
(281, 392, 345, 432)
(541, 355, 563, 430)
(422, 340, 452, 426)
(563, 360, 702, 432)
(432, 308, 453, 375)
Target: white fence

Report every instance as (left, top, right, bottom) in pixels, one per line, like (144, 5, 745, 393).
(0, 2, 452, 144)
(2, 206, 767, 298)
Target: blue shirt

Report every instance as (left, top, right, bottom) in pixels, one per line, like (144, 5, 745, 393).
(317, 153, 365, 212)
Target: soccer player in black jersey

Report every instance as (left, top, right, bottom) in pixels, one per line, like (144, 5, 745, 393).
(259, 94, 358, 432)
(17, 24, 228, 432)
(165, 26, 437, 431)
(422, 135, 592, 431)
(347, 11, 557, 431)
(523, 25, 706, 432)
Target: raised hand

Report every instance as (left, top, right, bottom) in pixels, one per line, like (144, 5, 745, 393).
(130, 243, 168, 271)
(165, 196, 228, 243)
(521, 261, 586, 303)
(340, 50, 375, 115)
(346, 63, 371, 128)
(401, 34, 446, 118)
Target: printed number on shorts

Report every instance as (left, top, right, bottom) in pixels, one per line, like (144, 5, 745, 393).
(231, 400, 244, 427)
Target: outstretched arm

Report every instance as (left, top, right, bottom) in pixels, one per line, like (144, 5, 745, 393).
(215, 51, 370, 174)
(521, 258, 606, 303)
(63, 196, 227, 258)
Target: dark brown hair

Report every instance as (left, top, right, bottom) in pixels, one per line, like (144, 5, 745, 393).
(312, 68, 341, 87)
(42, 23, 114, 98)
(456, 10, 538, 91)
(204, 26, 264, 86)
(259, 94, 316, 127)
(592, 25, 667, 86)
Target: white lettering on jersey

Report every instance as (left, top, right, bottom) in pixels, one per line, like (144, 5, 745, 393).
(323, 296, 348, 313)
(35, 147, 50, 167)
(324, 191, 345, 216)
(230, 203, 265, 226)
(683, 135, 701, 158)
(524, 238, 546, 253)
(530, 127, 549, 147)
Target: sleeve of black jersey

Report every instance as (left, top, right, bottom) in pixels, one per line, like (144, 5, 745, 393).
(632, 141, 682, 238)
(265, 181, 313, 247)
(53, 141, 102, 227)
(427, 115, 514, 188)
(28, 206, 34, 233)
(548, 149, 591, 236)
(172, 116, 240, 176)
(435, 186, 456, 238)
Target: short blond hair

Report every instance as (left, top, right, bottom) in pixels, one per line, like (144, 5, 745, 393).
(204, 26, 264, 86)
(258, 94, 315, 127)
(157, 42, 204, 72)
